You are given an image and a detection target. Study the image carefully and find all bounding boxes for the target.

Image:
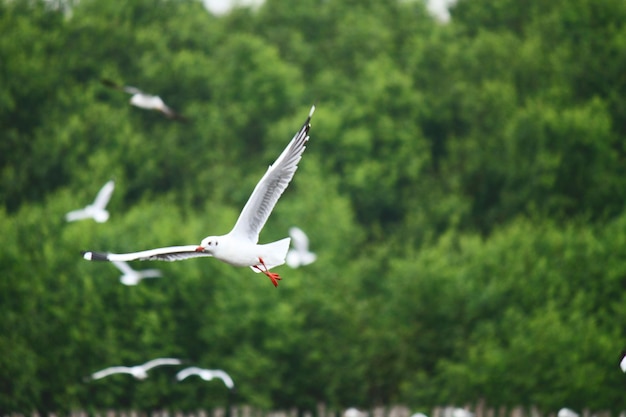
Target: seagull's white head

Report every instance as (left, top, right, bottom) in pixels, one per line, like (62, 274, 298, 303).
(196, 236, 220, 254)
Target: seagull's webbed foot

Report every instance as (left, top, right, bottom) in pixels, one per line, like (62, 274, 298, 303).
(265, 271, 282, 287)
(254, 258, 283, 287)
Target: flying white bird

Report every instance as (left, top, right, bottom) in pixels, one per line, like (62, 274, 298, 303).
(453, 409, 474, 417)
(557, 409, 579, 417)
(344, 408, 367, 417)
(285, 226, 316, 268)
(112, 261, 163, 286)
(83, 106, 315, 287)
(176, 367, 235, 389)
(620, 350, 626, 372)
(442, 408, 473, 417)
(90, 358, 182, 380)
(65, 180, 115, 223)
(101, 78, 188, 121)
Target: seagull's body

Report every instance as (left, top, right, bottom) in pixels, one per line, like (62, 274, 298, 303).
(557, 409, 578, 417)
(83, 106, 315, 287)
(112, 261, 163, 286)
(286, 226, 317, 268)
(620, 350, 626, 372)
(90, 358, 182, 380)
(101, 79, 188, 121)
(176, 367, 235, 389)
(65, 180, 115, 223)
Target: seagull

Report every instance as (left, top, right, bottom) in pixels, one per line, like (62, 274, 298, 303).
(285, 226, 317, 268)
(101, 78, 188, 121)
(112, 261, 163, 286)
(557, 409, 579, 417)
(344, 408, 367, 417)
(83, 105, 315, 287)
(65, 180, 115, 223)
(176, 367, 235, 389)
(446, 409, 473, 417)
(619, 350, 626, 372)
(90, 358, 182, 380)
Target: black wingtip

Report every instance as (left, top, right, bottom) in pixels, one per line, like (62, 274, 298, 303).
(305, 104, 316, 125)
(81, 251, 109, 261)
(173, 113, 191, 124)
(100, 78, 120, 89)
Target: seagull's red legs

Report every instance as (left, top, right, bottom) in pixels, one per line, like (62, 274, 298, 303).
(253, 258, 282, 287)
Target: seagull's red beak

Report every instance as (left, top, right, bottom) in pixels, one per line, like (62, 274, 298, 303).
(195, 246, 205, 252)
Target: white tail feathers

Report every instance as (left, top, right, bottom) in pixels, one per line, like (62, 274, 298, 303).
(250, 238, 291, 272)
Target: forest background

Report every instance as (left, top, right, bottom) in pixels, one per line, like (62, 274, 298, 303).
(1, 0, 626, 413)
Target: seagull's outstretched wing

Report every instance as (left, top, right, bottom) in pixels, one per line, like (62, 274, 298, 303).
(92, 180, 115, 210)
(141, 358, 182, 371)
(158, 103, 188, 122)
(101, 78, 124, 90)
(65, 208, 91, 222)
(83, 245, 212, 262)
(229, 105, 315, 243)
(91, 366, 133, 380)
(123, 86, 144, 95)
(112, 260, 136, 276)
(101, 78, 142, 94)
(176, 366, 204, 381)
(212, 369, 235, 389)
(620, 350, 626, 372)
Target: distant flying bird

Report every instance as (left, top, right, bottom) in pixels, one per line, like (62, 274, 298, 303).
(620, 350, 626, 372)
(443, 408, 473, 417)
(557, 409, 579, 417)
(112, 261, 163, 286)
(90, 358, 182, 380)
(344, 408, 367, 417)
(176, 367, 235, 389)
(285, 226, 316, 268)
(83, 105, 315, 287)
(101, 78, 188, 121)
(65, 180, 115, 223)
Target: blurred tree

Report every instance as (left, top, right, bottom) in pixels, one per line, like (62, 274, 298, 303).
(2, 0, 626, 412)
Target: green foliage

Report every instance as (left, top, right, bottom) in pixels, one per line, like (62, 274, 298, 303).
(1, 0, 626, 413)
(387, 218, 626, 409)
